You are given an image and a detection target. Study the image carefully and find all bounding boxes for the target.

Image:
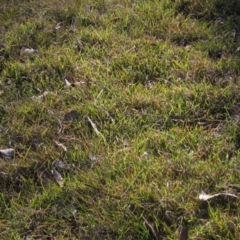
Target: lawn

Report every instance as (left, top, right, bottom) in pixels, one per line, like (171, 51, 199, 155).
(1, 0, 240, 239)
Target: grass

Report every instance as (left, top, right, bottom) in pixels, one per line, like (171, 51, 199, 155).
(1, 0, 240, 239)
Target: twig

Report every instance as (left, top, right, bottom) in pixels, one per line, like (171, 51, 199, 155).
(56, 117, 64, 134)
(90, 25, 103, 41)
(95, 88, 104, 101)
(87, 116, 101, 136)
(121, 168, 144, 197)
(54, 141, 67, 152)
(87, 116, 106, 143)
(142, 216, 159, 240)
(124, 45, 136, 53)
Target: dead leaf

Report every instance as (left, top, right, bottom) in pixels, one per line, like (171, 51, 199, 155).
(89, 154, 98, 162)
(63, 110, 79, 122)
(227, 221, 235, 236)
(64, 78, 82, 88)
(236, 46, 240, 52)
(64, 79, 72, 87)
(31, 91, 50, 100)
(54, 22, 62, 30)
(0, 148, 15, 160)
(51, 169, 64, 187)
(53, 159, 71, 170)
(21, 47, 38, 55)
(179, 226, 188, 240)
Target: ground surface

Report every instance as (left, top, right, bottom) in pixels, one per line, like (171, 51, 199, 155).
(1, 0, 240, 239)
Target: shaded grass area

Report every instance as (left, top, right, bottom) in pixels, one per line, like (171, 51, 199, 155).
(1, 0, 240, 239)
